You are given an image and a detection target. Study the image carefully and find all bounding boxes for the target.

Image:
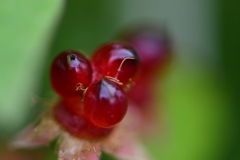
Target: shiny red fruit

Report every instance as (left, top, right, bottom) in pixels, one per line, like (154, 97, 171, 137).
(127, 75, 155, 108)
(120, 26, 172, 74)
(54, 99, 113, 139)
(61, 97, 84, 117)
(50, 50, 92, 98)
(91, 42, 141, 87)
(83, 77, 128, 128)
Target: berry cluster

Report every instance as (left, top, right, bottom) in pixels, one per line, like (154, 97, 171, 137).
(11, 25, 172, 160)
(50, 42, 141, 139)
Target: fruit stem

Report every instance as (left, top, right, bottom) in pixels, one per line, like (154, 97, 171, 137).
(76, 83, 88, 102)
(76, 83, 86, 91)
(104, 76, 123, 85)
(115, 57, 135, 79)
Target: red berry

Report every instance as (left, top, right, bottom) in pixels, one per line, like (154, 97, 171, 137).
(83, 77, 128, 128)
(54, 99, 113, 139)
(61, 97, 84, 117)
(120, 26, 172, 75)
(50, 50, 92, 98)
(91, 42, 141, 87)
(127, 75, 155, 109)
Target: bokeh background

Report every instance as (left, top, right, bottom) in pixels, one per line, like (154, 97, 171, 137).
(0, 0, 240, 160)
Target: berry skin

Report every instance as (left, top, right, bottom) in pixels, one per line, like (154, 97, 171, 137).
(91, 42, 141, 87)
(50, 50, 92, 98)
(83, 77, 128, 128)
(54, 99, 113, 139)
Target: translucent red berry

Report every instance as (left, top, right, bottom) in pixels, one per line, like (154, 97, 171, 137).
(60, 97, 84, 117)
(91, 42, 141, 87)
(120, 26, 172, 74)
(127, 77, 153, 108)
(83, 77, 128, 128)
(50, 50, 92, 98)
(54, 99, 113, 139)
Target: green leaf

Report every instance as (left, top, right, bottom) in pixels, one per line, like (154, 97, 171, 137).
(0, 0, 64, 135)
(101, 152, 117, 160)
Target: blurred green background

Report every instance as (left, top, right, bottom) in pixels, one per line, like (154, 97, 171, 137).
(0, 0, 240, 160)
